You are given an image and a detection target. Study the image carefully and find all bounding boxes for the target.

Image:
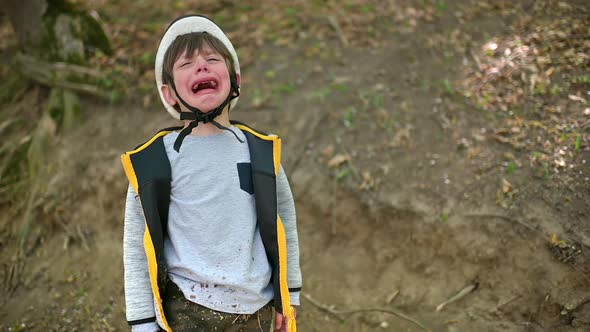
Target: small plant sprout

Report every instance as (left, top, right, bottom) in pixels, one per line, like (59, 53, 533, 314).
(343, 107, 357, 128)
(506, 160, 516, 175)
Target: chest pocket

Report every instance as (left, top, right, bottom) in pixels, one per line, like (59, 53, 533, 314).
(237, 162, 254, 195)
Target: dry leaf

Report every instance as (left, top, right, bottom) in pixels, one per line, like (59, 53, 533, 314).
(321, 144, 335, 157)
(388, 125, 413, 147)
(554, 157, 566, 168)
(550, 233, 566, 247)
(359, 171, 374, 190)
(568, 94, 587, 103)
(327, 154, 350, 168)
(502, 178, 513, 193)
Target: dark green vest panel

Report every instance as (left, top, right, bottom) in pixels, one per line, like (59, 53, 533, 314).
(129, 136, 172, 293)
(242, 131, 283, 313)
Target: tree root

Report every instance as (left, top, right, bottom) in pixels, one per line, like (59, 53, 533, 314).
(462, 213, 536, 232)
(302, 293, 431, 331)
(436, 282, 479, 312)
(14, 53, 111, 99)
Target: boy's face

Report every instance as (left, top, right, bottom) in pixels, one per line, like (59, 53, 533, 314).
(162, 45, 239, 113)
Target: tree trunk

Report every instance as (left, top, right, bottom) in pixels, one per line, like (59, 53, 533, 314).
(1, 0, 111, 62)
(3, 0, 47, 48)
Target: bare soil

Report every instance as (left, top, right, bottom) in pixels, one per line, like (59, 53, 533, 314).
(1, 1, 589, 331)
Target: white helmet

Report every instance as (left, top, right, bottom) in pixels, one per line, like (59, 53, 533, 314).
(154, 15, 241, 120)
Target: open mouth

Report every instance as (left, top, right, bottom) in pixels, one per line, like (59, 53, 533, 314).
(191, 79, 218, 94)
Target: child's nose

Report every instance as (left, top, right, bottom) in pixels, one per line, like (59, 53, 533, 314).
(196, 58, 209, 72)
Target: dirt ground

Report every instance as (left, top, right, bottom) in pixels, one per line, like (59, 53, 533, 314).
(1, 0, 589, 331)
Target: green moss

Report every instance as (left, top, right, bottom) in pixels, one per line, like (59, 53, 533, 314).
(33, 0, 112, 62)
(79, 13, 112, 56)
(0, 71, 28, 104)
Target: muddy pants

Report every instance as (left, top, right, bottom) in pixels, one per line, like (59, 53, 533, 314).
(162, 281, 274, 332)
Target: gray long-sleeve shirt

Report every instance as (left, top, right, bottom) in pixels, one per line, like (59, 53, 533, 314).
(123, 127, 302, 331)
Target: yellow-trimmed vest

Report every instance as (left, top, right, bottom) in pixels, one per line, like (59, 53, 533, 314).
(121, 121, 297, 332)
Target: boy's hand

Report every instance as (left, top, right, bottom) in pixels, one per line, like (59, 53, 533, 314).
(274, 308, 296, 332)
(274, 313, 286, 332)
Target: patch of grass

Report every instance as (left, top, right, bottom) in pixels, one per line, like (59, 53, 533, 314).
(237, 3, 254, 11)
(571, 75, 590, 85)
(343, 106, 357, 128)
(284, 7, 298, 17)
(575, 135, 581, 152)
(140, 51, 155, 67)
(542, 162, 552, 180)
(361, 5, 374, 14)
(264, 70, 276, 79)
(331, 82, 351, 92)
(0, 71, 27, 105)
(109, 90, 124, 104)
(440, 214, 449, 222)
(336, 167, 350, 181)
(284, 7, 302, 28)
(505, 160, 516, 175)
(443, 50, 454, 60)
(441, 78, 454, 95)
(250, 87, 266, 107)
(436, 0, 448, 12)
(549, 84, 561, 96)
(381, 117, 395, 131)
(372, 94, 384, 109)
(273, 82, 296, 96)
(213, 13, 228, 26)
(310, 87, 332, 101)
(420, 79, 431, 92)
(8, 321, 28, 332)
(477, 93, 491, 109)
(534, 80, 547, 95)
(78, 286, 88, 298)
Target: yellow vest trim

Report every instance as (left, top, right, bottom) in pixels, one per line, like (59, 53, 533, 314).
(144, 225, 172, 331)
(120, 130, 176, 194)
(121, 154, 139, 194)
(233, 124, 282, 177)
(278, 216, 296, 331)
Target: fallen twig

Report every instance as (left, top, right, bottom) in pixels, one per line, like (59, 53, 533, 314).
(470, 50, 483, 71)
(463, 213, 536, 232)
(495, 294, 522, 311)
(436, 282, 479, 312)
(386, 290, 400, 304)
(302, 293, 430, 331)
(327, 16, 349, 46)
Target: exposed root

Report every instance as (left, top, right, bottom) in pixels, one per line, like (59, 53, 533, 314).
(436, 281, 479, 312)
(302, 293, 431, 331)
(463, 213, 536, 232)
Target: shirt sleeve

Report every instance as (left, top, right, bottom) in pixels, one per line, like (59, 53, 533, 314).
(277, 165, 302, 305)
(124, 184, 158, 325)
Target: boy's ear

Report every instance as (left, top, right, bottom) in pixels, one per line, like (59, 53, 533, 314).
(161, 84, 177, 106)
(232, 73, 241, 97)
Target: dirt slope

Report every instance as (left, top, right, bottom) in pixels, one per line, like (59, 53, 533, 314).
(1, 1, 589, 331)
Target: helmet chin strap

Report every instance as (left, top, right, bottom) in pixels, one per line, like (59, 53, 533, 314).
(169, 76, 242, 152)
